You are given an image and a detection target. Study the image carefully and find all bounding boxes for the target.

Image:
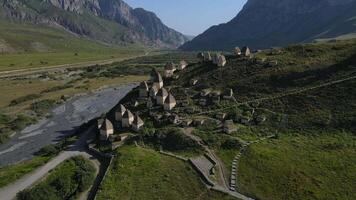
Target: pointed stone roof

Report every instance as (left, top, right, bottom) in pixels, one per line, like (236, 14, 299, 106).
(203, 52, 212, 61)
(151, 68, 163, 83)
(157, 87, 168, 97)
(217, 55, 227, 66)
(197, 52, 204, 59)
(241, 46, 251, 56)
(165, 62, 176, 70)
(117, 104, 126, 113)
(123, 109, 134, 119)
(180, 60, 188, 66)
(100, 119, 113, 131)
(234, 47, 241, 54)
(212, 54, 219, 64)
(139, 81, 149, 90)
(133, 114, 144, 125)
(150, 85, 159, 93)
(164, 93, 176, 104)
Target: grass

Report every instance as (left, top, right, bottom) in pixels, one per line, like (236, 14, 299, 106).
(0, 19, 147, 72)
(0, 155, 51, 188)
(237, 132, 356, 200)
(0, 134, 79, 187)
(96, 145, 236, 200)
(17, 156, 96, 200)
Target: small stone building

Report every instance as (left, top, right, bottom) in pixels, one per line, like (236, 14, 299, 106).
(224, 120, 237, 134)
(164, 62, 176, 78)
(100, 119, 114, 141)
(156, 87, 169, 105)
(178, 60, 188, 70)
(190, 79, 198, 86)
(132, 114, 144, 132)
(150, 69, 164, 89)
(164, 93, 177, 111)
(197, 52, 204, 62)
(217, 55, 227, 67)
(147, 97, 154, 108)
(223, 88, 234, 99)
(212, 54, 219, 65)
(203, 52, 212, 62)
(97, 118, 104, 129)
(234, 47, 241, 56)
(138, 81, 149, 98)
(149, 85, 160, 99)
(122, 109, 134, 128)
(241, 46, 251, 57)
(115, 104, 126, 122)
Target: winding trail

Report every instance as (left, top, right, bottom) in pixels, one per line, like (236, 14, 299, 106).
(197, 74, 356, 115)
(0, 126, 99, 200)
(182, 128, 254, 200)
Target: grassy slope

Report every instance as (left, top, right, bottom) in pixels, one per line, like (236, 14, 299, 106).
(17, 156, 96, 200)
(0, 19, 146, 71)
(0, 156, 51, 188)
(170, 39, 356, 199)
(96, 146, 236, 200)
(238, 133, 356, 200)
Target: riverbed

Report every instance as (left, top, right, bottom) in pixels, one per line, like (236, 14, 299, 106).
(0, 83, 137, 166)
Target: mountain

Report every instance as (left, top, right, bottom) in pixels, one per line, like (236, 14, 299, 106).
(180, 0, 356, 50)
(0, 0, 188, 49)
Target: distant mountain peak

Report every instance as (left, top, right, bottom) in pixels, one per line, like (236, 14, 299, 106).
(181, 0, 356, 50)
(1, 0, 188, 48)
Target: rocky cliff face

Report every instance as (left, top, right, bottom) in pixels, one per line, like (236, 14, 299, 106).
(0, 0, 188, 48)
(181, 0, 356, 50)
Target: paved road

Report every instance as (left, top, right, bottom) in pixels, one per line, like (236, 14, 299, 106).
(0, 83, 137, 167)
(0, 126, 99, 200)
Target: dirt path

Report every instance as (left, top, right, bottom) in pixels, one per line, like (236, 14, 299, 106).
(0, 52, 150, 78)
(182, 128, 254, 200)
(0, 126, 99, 200)
(197, 75, 356, 115)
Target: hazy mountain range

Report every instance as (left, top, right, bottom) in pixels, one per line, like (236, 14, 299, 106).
(0, 0, 188, 48)
(180, 0, 356, 50)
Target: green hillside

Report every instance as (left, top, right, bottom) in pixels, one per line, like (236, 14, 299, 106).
(167, 39, 356, 199)
(0, 19, 146, 71)
(96, 146, 235, 200)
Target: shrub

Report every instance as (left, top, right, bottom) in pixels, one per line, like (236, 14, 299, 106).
(9, 94, 42, 106)
(31, 99, 57, 115)
(221, 138, 241, 150)
(17, 157, 95, 200)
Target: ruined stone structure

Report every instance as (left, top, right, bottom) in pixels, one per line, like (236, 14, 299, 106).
(164, 93, 177, 111)
(178, 60, 188, 70)
(150, 69, 164, 89)
(217, 55, 227, 67)
(241, 46, 251, 57)
(234, 47, 241, 56)
(100, 119, 114, 141)
(164, 62, 176, 78)
(138, 81, 149, 98)
(132, 114, 144, 132)
(115, 104, 126, 122)
(122, 109, 134, 128)
(156, 87, 169, 105)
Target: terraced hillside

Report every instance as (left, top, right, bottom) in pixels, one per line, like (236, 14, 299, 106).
(168, 39, 356, 199)
(96, 146, 236, 200)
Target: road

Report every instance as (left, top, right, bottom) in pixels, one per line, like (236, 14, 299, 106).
(0, 83, 137, 167)
(0, 51, 151, 78)
(0, 125, 99, 200)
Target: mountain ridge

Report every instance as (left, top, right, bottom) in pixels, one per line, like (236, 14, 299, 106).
(180, 0, 356, 50)
(0, 0, 188, 49)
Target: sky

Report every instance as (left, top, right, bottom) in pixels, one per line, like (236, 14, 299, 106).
(126, 0, 247, 36)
